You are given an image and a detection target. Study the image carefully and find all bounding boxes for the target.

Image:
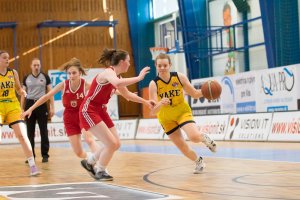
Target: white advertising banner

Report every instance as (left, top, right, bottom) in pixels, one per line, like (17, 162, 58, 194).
(194, 115, 229, 140)
(136, 119, 164, 139)
(49, 68, 119, 122)
(114, 119, 137, 139)
(234, 71, 256, 113)
(268, 111, 300, 141)
(0, 123, 68, 144)
(256, 65, 298, 112)
(225, 113, 273, 141)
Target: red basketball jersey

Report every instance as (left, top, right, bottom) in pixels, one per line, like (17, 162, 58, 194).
(82, 73, 116, 107)
(62, 79, 86, 110)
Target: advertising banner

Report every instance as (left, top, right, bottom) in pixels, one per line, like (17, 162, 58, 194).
(268, 111, 300, 141)
(1, 123, 68, 144)
(114, 119, 137, 139)
(194, 115, 229, 140)
(225, 113, 273, 141)
(256, 65, 298, 112)
(234, 71, 256, 113)
(136, 119, 164, 139)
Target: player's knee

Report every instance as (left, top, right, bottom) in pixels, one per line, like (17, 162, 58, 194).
(73, 149, 84, 158)
(84, 137, 94, 146)
(109, 140, 121, 151)
(189, 134, 201, 143)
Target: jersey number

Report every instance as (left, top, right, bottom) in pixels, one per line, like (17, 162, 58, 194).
(76, 92, 84, 99)
(2, 90, 9, 97)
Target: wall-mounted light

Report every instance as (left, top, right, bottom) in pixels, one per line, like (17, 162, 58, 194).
(109, 15, 114, 39)
(103, 0, 108, 13)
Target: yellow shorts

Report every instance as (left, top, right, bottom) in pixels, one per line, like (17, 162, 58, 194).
(157, 101, 194, 135)
(0, 100, 23, 126)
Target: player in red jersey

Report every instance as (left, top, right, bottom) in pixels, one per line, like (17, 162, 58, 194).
(22, 58, 99, 165)
(79, 48, 155, 181)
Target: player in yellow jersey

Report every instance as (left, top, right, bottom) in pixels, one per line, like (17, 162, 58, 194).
(149, 53, 217, 174)
(0, 50, 40, 176)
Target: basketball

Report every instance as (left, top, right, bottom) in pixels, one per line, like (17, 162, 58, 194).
(201, 80, 222, 100)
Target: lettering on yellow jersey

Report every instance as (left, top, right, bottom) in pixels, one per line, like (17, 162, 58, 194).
(159, 89, 181, 99)
(0, 81, 14, 89)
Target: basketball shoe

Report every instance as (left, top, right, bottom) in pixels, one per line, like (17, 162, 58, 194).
(81, 159, 96, 179)
(194, 157, 205, 174)
(95, 170, 113, 181)
(202, 134, 217, 152)
(30, 165, 41, 176)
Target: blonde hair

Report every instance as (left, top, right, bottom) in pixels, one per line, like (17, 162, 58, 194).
(155, 53, 172, 65)
(60, 57, 87, 76)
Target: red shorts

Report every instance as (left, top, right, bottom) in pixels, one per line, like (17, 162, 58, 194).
(79, 104, 114, 131)
(64, 109, 82, 136)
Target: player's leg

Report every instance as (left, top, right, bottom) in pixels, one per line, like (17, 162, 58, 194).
(68, 134, 86, 158)
(177, 103, 217, 152)
(180, 122, 216, 152)
(25, 100, 37, 158)
(11, 122, 41, 176)
(88, 122, 120, 181)
(82, 129, 101, 153)
(25, 111, 37, 158)
(168, 128, 198, 161)
(168, 129, 205, 174)
(36, 104, 50, 162)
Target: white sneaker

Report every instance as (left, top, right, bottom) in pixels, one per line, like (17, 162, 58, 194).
(29, 165, 41, 176)
(203, 134, 217, 152)
(194, 157, 205, 174)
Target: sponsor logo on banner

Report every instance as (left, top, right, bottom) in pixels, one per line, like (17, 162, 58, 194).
(194, 115, 229, 140)
(190, 78, 221, 115)
(256, 65, 297, 112)
(235, 72, 256, 113)
(268, 111, 300, 141)
(225, 113, 273, 141)
(221, 76, 235, 113)
(1, 123, 68, 144)
(113, 119, 137, 139)
(50, 71, 67, 101)
(136, 119, 164, 139)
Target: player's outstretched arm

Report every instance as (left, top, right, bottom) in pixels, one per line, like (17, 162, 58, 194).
(178, 72, 203, 99)
(104, 67, 150, 88)
(148, 80, 170, 115)
(21, 82, 64, 119)
(117, 86, 155, 109)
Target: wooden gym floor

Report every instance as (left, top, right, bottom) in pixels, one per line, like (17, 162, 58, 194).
(0, 140, 300, 200)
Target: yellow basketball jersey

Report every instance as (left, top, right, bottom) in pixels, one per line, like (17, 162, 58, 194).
(0, 68, 18, 102)
(154, 72, 184, 107)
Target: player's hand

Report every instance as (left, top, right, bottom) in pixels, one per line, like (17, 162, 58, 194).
(21, 109, 32, 119)
(147, 100, 156, 109)
(160, 98, 170, 106)
(138, 67, 150, 80)
(49, 107, 55, 118)
(18, 89, 27, 97)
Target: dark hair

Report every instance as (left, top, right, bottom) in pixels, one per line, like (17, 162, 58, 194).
(98, 48, 129, 66)
(0, 50, 8, 56)
(155, 53, 172, 65)
(61, 57, 87, 76)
